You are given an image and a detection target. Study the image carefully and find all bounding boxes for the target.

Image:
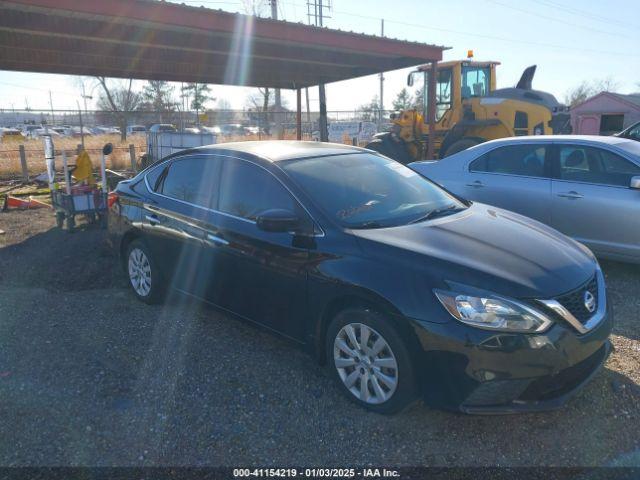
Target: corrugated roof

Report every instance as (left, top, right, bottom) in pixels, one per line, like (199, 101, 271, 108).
(0, 0, 448, 89)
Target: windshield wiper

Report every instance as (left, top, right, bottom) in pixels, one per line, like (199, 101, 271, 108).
(409, 204, 465, 224)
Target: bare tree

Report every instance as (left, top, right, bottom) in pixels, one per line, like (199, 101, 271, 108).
(359, 95, 382, 122)
(564, 81, 593, 108)
(564, 77, 620, 108)
(96, 77, 141, 141)
(242, 0, 267, 16)
(593, 77, 620, 93)
(246, 88, 273, 132)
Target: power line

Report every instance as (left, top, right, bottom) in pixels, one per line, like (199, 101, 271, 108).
(486, 0, 632, 39)
(0, 80, 79, 97)
(533, 0, 640, 31)
(325, 6, 640, 58)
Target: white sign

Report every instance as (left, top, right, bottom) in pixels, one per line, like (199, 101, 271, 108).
(358, 122, 377, 143)
(328, 122, 360, 143)
(328, 121, 378, 144)
(148, 132, 217, 161)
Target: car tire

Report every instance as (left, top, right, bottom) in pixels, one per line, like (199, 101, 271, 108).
(326, 308, 417, 414)
(125, 239, 165, 304)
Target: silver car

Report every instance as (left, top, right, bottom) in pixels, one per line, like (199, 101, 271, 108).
(410, 135, 640, 263)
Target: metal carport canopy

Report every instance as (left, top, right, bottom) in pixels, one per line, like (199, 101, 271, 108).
(0, 0, 447, 89)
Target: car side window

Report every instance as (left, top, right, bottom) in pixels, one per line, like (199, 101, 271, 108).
(557, 145, 640, 187)
(469, 144, 548, 177)
(218, 159, 295, 221)
(160, 156, 220, 207)
(145, 164, 166, 192)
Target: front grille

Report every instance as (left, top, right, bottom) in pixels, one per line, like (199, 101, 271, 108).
(555, 275, 598, 324)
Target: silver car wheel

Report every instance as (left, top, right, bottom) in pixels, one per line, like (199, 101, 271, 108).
(128, 247, 152, 297)
(333, 323, 398, 405)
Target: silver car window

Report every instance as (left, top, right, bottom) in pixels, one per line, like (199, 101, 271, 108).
(469, 144, 548, 178)
(557, 145, 640, 187)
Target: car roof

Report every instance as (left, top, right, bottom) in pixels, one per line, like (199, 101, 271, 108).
(482, 134, 635, 147)
(192, 140, 368, 162)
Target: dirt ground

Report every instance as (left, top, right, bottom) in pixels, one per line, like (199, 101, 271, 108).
(0, 208, 638, 467)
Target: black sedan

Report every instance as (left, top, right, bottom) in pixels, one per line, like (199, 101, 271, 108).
(109, 141, 612, 414)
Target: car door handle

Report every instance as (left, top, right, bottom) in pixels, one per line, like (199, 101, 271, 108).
(206, 233, 229, 246)
(145, 214, 161, 226)
(466, 180, 485, 188)
(557, 191, 583, 199)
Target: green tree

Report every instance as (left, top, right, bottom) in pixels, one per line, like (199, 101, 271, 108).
(141, 80, 176, 121)
(392, 88, 413, 110)
(181, 83, 214, 122)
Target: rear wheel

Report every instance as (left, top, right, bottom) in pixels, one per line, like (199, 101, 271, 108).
(326, 308, 417, 414)
(126, 239, 165, 304)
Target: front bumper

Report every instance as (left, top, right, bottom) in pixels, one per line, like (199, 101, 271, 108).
(410, 296, 613, 414)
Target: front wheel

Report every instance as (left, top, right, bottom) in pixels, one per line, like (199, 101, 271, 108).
(326, 308, 417, 414)
(126, 239, 165, 304)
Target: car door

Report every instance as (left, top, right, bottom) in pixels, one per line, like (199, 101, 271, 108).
(142, 155, 222, 296)
(206, 157, 313, 340)
(461, 142, 553, 223)
(550, 143, 640, 259)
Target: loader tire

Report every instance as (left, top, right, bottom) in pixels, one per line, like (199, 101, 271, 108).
(441, 138, 484, 158)
(366, 138, 412, 165)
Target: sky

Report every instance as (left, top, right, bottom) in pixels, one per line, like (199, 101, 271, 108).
(0, 0, 639, 114)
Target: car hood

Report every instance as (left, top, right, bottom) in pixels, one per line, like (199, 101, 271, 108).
(350, 202, 596, 299)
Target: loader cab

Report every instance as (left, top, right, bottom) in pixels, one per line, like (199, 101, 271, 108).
(408, 60, 499, 127)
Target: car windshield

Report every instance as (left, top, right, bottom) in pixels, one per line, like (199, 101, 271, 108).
(281, 152, 466, 229)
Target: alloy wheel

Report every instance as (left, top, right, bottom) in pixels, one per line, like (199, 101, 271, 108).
(128, 247, 152, 297)
(333, 322, 398, 404)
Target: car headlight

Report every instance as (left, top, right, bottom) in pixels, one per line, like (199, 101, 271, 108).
(434, 289, 552, 333)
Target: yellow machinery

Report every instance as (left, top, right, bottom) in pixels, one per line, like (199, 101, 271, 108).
(366, 59, 570, 163)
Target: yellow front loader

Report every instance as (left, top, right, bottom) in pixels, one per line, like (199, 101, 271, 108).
(366, 60, 571, 163)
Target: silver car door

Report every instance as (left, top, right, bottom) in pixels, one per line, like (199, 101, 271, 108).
(461, 142, 552, 223)
(550, 143, 640, 260)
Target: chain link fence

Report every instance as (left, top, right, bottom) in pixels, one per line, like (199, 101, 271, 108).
(0, 108, 395, 179)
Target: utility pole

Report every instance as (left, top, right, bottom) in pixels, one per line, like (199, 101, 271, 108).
(49, 90, 55, 127)
(80, 82, 92, 116)
(77, 100, 85, 149)
(270, 0, 283, 138)
(317, 0, 328, 141)
(379, 19, 384, 126)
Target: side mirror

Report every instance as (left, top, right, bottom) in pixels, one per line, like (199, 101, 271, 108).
(407, 72, 414, 87)
(102, 143, 113, 155)
(630, 176, 640, 190)
(256, 209, 300, 233)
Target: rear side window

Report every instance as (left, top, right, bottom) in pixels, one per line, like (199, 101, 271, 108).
(218, 160, 295, 221)
(470, 144, 548, 177)
(160, 156, 220, 207)
(145, 164, 166, 192)
(557, 145, 640, 187)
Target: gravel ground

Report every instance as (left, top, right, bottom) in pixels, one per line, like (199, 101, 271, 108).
(0, 209, 638, 467)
